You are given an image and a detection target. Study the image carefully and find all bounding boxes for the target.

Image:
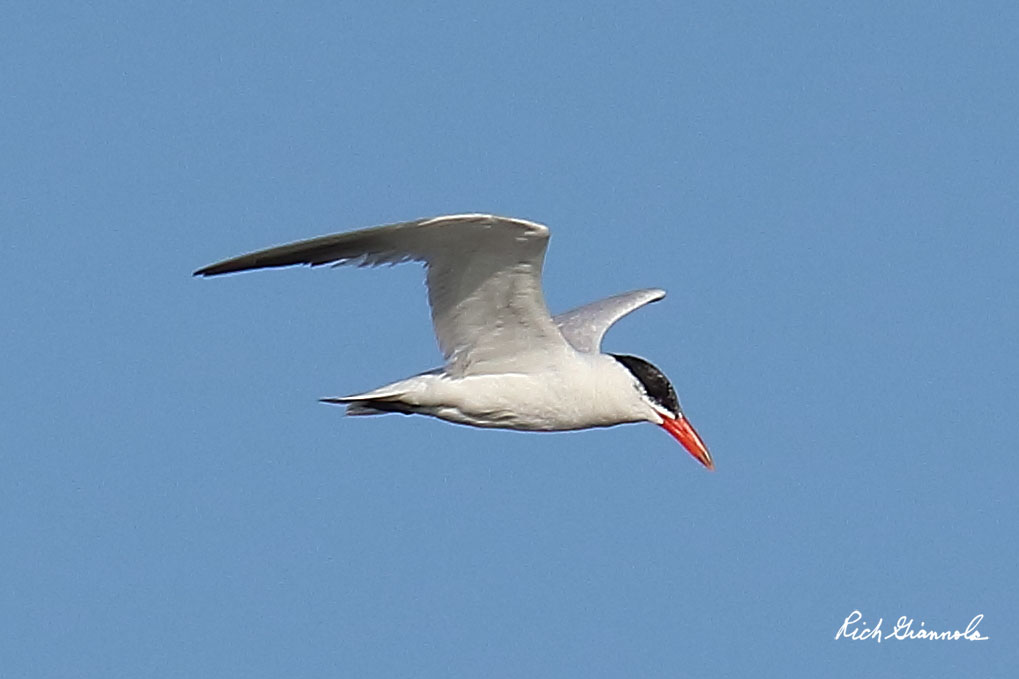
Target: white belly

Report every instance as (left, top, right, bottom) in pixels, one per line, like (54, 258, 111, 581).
(392, 355, 654, 431)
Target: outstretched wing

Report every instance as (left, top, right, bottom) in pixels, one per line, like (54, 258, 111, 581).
(552, 288, 666, 353)
(195, 214, 574, 375)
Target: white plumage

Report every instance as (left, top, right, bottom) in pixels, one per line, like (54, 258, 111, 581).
(195, 214, 713, 469)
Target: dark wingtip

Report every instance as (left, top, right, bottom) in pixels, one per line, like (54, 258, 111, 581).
(193, 261, 250, 277)
(193, 254, 320, 277)
(193, 263, 223, 277)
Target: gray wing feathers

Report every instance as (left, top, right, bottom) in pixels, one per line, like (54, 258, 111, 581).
(193, 215, 488, 276)
(194, 214, 570, 375)
(553, 288, 666, 353)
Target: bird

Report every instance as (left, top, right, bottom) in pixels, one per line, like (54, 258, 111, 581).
(195, 214, 714, 470)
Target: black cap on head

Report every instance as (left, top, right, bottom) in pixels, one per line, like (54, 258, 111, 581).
(610, 354, 681, 417)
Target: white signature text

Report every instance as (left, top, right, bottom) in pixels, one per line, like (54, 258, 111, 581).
(835, 610, 988, 642)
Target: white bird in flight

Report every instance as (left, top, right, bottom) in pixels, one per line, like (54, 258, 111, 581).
(195, 214, 714, 469)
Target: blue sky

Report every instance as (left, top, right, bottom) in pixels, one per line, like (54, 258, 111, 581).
(2, 2, 1016, 677)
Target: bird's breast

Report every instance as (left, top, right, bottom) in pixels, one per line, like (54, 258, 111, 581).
(420, 358, 647, 431)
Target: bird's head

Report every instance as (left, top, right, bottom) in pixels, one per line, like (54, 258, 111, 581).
(611, 354, 714, 470)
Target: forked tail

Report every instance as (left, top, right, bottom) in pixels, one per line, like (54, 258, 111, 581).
(320, 373, 440, 418)
(320, 394, 416, 417)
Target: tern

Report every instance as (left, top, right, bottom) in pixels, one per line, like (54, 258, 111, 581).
(195, 214, 714, 469)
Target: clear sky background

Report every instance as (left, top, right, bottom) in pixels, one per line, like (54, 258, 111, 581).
(2, 2, 1016, 677)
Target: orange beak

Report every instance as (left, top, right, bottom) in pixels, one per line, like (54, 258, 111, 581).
(661, 415, 715, 470)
